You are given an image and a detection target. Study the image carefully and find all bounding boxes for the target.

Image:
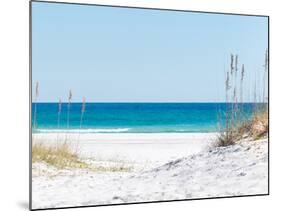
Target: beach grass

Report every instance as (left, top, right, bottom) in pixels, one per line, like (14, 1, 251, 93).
(216, 50, 268, 147)
(32, 141, 89, 169)
(216, 108, 268, 147)
(32, 139, 133, 172)
(32, 86, 133, 172)
(249, 108, 268, 140)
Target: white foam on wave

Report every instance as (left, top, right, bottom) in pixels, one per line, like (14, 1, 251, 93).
(36, 128, 131, 133)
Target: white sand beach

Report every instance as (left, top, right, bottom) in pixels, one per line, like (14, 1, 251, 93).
(32, 133, 268, 209)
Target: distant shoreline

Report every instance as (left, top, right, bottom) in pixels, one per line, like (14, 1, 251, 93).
(32, 129, 219, 134)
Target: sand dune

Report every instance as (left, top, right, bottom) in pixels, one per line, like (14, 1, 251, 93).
(32, 133, 268, 209)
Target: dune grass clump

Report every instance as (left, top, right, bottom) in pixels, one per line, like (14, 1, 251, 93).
(216, 50, 268, 147)
(216, 54, 241, 147)
(32, 141, 89, 169)
(32, 142, 134, 172)
(32, 141, 134, 172)
(215, 110, 269, 147)
(252, 110, 268, 139)
(216, 130, 237, 147)
(241, 108, 268, 140)
(32, 88, 86, 169)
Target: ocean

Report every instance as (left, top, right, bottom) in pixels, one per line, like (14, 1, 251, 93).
(32, 103, 256, 133)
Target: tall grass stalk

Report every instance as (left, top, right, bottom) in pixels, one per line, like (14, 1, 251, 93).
(76, 97, 86, 151)
(217, 54, 246, 146)
(66, 89, 72, 141)
(233, 55, 239, 117)
(253, 72, 257, 113)
(67, 89, 72, 129)
(80, 97, 86, 129)
(238, 64, 245, 116)
(230, 54, 234, 122)
(263, 49, 268, 104)
(222, 61, 233, 146)
(240, 64, 245, 104)
(57, 98, 62, 128)
(57, 98, 62, 143)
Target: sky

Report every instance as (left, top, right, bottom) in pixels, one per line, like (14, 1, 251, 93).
(32, 1, 268, 102)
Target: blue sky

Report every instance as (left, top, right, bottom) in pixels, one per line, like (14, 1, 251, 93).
(32, 2, 268, 102)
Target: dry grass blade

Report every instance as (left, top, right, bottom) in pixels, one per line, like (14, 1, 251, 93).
(35, 81, 39, 98)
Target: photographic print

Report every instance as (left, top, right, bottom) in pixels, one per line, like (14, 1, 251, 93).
(30, 1, 269, 210)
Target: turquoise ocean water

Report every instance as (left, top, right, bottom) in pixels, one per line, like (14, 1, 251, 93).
(32, 103, 256, 133)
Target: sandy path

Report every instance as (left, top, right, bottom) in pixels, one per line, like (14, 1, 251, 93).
(32, 133, 268, 209)
(33, 133, 217, 168)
